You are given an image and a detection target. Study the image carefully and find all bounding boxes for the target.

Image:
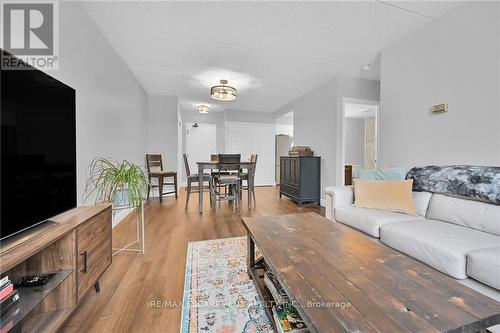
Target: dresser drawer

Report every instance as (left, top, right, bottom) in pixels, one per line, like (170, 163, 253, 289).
(77, 208, 112, 300)
(280, 183, 300, 199)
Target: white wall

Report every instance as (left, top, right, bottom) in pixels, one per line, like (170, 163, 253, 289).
(336, 78, 380, 185)
(345, 118, 365, 165)
(146, 95, 179, 172)
(274, 79, 338, 200)
(273, 77, 379, 200)
(179, 108, 274, 184)
(275, 124, 293, 137)
(380, 2, 500, 167)
(275, 112, 294, 137)
(46, 2, 148, 205)
(180, 109, 273, 152)
(223, 109, 274, 124)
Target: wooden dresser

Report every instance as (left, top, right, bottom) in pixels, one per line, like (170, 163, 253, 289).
(279, 156, 321, 206)
(0, 205, 112, 333)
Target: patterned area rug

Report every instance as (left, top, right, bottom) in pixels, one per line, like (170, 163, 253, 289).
(180, 237, 273, 333)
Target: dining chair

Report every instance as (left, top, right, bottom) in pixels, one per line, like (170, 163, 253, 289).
(213, 154, 241, 210)
(146, 154, 177, 202)
(240, 154, 258, 205)
(183, 154, 213, 210)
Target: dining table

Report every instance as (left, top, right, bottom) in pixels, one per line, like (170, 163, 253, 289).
(196, 161, 256, 214)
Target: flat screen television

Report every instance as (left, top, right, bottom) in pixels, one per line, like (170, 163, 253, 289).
(1, 50, 76, 240)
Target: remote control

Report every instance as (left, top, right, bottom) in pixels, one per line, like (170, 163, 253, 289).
(14, 273, 56, 288)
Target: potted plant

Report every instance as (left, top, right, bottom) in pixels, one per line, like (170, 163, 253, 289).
(84, 157, 150, 210)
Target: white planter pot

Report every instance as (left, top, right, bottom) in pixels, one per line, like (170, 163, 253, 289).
(113, 189, 131, 208)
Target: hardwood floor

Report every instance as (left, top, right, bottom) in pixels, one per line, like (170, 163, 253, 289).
(61, 186, 321, 333)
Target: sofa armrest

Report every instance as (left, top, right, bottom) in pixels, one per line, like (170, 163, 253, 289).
(324, 186, 354, 221)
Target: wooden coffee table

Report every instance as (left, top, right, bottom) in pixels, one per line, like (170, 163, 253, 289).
(241, 213, 500, 333)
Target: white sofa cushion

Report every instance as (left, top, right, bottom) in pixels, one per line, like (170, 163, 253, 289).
(467, 247, 500, 290)
(413, 191, 432, 217)
(427, 194, 500, 236)
(325, 186, 354, 221)
(335, 205, 423, 238)
(380, 219, 500, 279)
(325, 186, 353, 207)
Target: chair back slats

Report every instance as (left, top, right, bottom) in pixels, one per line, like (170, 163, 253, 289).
(217, 154, 241, 172)
(146, 154, 163, 173)
(183, 154, 191, 177)
(250, 154, 258, 175)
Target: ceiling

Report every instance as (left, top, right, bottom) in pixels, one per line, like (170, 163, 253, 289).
(81, 1, 461, 113)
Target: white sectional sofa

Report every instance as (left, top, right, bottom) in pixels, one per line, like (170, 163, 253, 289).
(325, 186, 500, 290)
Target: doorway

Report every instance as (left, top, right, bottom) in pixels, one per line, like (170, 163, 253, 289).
(274, 112, 294, 184)
(185, 123, 217, 176)
(342, 99, 378, 185)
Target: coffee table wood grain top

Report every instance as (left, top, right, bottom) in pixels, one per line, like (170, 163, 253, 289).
(241, 212, 500, 333)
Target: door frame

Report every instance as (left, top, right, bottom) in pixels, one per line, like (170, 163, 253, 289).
(341, 98, 379, 185)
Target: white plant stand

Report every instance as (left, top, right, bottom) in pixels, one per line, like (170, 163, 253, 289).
(112, 201, 145, 256)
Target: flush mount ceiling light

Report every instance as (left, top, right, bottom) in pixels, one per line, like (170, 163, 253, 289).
(210, 79, 237, 101)
(361, 64, 371, 71)
(197, 104, 209, 114)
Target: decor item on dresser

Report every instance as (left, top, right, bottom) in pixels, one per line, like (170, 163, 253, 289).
(84, 157, 149, 255)
(406, 165, 500, 204)
(288, 145, 314, 157)
(279, 156, 320, 206)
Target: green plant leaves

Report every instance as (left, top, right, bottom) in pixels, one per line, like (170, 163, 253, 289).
(84, 157, 150, 211)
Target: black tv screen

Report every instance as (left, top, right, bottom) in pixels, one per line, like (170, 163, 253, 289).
(1, 50, 76, 240)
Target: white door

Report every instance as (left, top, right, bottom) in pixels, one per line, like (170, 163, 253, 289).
(186, 123, 217, 176)
(225, 122, 275, 186)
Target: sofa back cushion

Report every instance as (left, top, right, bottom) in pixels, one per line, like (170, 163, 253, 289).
(413, 191, 432, 217)
(359, 167, 407, 180)
(427, 194, 500, 236)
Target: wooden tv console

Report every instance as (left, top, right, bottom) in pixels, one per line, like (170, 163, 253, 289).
(0, 205, 112, 333)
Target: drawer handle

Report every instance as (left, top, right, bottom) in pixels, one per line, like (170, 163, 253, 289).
(80, 251, 88, 273)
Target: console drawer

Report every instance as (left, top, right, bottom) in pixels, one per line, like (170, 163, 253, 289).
(77, 208, 112, 300)
(280, 183, 300, 199)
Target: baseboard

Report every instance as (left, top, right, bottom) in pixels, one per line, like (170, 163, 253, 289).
(320, 198, 326, 207)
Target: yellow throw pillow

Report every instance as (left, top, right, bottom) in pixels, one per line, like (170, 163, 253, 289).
(353, 179, 417, 215)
